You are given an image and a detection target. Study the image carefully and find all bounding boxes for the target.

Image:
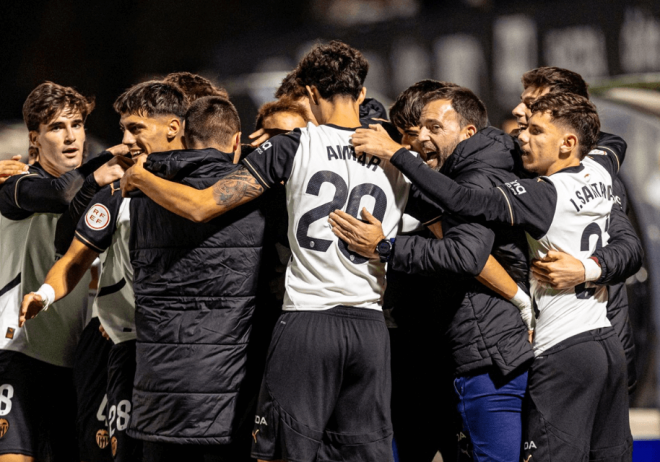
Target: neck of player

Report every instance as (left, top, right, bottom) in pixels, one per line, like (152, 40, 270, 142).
(312, 92, 363, 129)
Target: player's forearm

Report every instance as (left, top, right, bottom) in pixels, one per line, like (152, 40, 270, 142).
(390, 148, 509, 225)
(43, 240, 99, 302)
(131, 168, 220, 223)
(476, 255, 519, 300)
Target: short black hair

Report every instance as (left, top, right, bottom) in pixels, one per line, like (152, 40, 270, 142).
(522, 67, 589, 99)
(529, 92, 599, 159)
(275, 69, 307, 100)
(113, 80, 188, 118)
(163, 72, 229, 102)
(295, 40, 369, 101)
(422, 86, 488, 131)
(255, 98, 310, 130)
(185, 96, 241, 148)
(23, 81, 95, 131)
(390, 80, 459, 130)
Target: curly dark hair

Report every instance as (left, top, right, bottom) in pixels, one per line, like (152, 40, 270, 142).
(295, 40, 369, 101)
(529, 92, 599, 159)
(389, 80, 459, 130)
(113, 80, 188, 118)
(22, 81, 95, 131)
(163, 72, 229, 102)
(522, 67, 589, 99)
(274, 69, 307, 100)
(421, 86, 488, 131)
(185, 96, 241, 149)
(255, 98, 310, 130)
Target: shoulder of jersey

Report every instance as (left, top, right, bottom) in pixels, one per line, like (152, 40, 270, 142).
(83, 183, 122, 231)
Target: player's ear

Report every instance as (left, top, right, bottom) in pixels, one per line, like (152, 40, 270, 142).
(560, 133, 578, 157)
(232, 132, 242, 164)
(28, 131, 40, 150)
(461, 124, 477, 140)
(306, 86, 319, 106)
(167, 118, 182, 140)
(357, 87, 367, 105)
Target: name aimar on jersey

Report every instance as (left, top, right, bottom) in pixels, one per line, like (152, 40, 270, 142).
(326, 144, 381, 171)
(569, 181, 615, 212)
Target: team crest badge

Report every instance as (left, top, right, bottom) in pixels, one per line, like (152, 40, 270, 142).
(0, 419, 8, 438)
(4, 328, 14, 340)
(111, 436, 118, 456)
(96, 429, 109, 449)
(85, 204, 111, 231)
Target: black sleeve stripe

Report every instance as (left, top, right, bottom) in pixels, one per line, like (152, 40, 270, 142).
(242, 158, 271, 189)
(13, 174, 39, 208)
(74, 231, 105, 253)
(496, 186, 515, 226)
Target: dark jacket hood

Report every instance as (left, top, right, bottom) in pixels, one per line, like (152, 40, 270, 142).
(145, 148, 237, 182)
(441, 127, 517, 178)
(359, 97, 388, 121)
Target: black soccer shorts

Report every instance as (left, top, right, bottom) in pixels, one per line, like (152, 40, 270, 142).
(0, 350, 78, 460)
(251, 306, 393, 462)
(522, 327, 633, 462)
(74, 317, 113, 462)
(107, 339, 141, 462)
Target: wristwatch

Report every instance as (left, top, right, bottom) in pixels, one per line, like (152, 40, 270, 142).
(376, 238, 395, 263)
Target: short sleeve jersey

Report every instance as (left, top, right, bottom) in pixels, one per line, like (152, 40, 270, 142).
(0, 167, 90, 367)
(502, 156, 617, 355)
(75, 183, 135, 344)
(243, 122, 412, 311)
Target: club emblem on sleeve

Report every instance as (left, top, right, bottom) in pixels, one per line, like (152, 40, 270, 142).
(0, 419, 8, 438)
(85, 204, 111, 231)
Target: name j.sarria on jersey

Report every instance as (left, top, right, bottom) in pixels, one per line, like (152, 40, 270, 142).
(569, 181, 619, 212)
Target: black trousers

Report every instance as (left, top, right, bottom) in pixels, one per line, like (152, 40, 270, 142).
(522, 328, 632, 462)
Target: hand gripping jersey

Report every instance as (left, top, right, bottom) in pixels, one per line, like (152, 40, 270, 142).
(0, 169, 91, 367)
(243, 123, 412, 311)
(387, 135, 624, 356)
(75, 183, 135, 344)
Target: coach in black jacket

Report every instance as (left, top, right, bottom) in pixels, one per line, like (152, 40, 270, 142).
(127, 98, 266, 459)
(333, 86, 533, 462)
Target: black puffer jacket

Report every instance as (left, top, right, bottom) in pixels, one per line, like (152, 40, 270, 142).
(391, 127, 533, 377)
(128, 148, 266, 444)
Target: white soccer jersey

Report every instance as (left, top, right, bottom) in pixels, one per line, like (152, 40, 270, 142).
(0, 212, 90, 367)
(526, 157, 614, 354)
(244, 122, 412, 311)
(75, 185, 135, 344)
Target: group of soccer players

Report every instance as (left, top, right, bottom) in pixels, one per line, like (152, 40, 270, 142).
(0, 39, 643, 462)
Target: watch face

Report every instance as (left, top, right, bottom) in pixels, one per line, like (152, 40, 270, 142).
(377, 240, 392, 254)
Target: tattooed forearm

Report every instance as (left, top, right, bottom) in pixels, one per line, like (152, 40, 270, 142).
(212, 166, 264, 208)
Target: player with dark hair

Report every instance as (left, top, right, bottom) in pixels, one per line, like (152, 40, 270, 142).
(512, 66, 589, 131)
(185, 96, 242, 159)
(333, 84, 534, 461)
(0, 81, 127, 461)
(510, 66, 640, 394)
(349, 92, 635, 462)
(22, 79, 188, 462)
(254, 98, 310, 132)
(120, 40, 440, 462)
(163, 72, 229, 101)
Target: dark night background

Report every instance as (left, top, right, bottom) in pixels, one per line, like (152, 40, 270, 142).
(2, 0, 660, 409)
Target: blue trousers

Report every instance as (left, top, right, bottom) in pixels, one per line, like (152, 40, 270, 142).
(454, 368, 528, 461)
